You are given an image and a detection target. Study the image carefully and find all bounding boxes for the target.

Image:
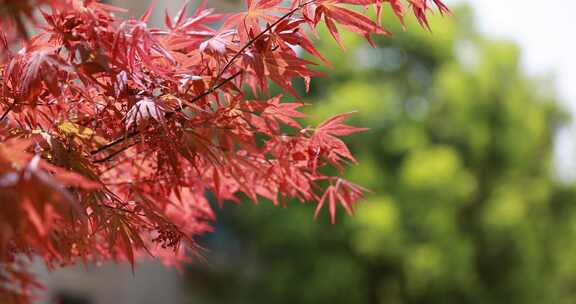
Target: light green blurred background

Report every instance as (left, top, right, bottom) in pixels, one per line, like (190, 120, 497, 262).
(182, 4, 576, 304)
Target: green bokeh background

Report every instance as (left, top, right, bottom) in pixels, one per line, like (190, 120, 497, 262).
(185, 6, 576, 304)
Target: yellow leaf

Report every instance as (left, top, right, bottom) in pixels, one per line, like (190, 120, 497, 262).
(57, 121, 107, 146)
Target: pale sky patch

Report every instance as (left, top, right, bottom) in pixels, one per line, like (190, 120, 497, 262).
(446, 0, 576, 180)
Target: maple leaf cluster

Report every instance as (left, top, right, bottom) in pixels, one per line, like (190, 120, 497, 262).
(0, 0, 448, 302)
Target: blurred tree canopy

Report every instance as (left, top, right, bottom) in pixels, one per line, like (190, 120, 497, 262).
(185, 6, 576, 304)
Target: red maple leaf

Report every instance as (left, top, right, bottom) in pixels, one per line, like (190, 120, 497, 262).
(0, 0, 450, 302)
(309, 112, 368, 171)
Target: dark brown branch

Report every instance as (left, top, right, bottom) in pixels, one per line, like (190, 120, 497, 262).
(90, 130, 138, 156)
(0, 103, 13, 122)
(92, 139, 140, 163)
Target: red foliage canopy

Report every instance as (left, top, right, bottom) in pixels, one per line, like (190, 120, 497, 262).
(0, 0, 448, 302)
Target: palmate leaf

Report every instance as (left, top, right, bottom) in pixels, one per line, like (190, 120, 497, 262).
(4, 46, 71, 104)
(314, 178, 366, 223)
(408, 0, 451, 30)
(316, 112, 369, 137)
(308, 112, 368, 170)
(223, 0, 290, 43)
(240, 95, 306, 134)
(317, 2, 391, 47)
(124, 97, 166, 129)
(274, 19, 331, 65)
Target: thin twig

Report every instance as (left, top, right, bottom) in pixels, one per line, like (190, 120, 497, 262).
(90, 130, 138, 155)
(182, 70, 242, 107)
(92, 140, 140, 163)
(0, 105, 12, 122)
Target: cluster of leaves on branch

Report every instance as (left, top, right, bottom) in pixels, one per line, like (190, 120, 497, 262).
(0, 0, 448, 302)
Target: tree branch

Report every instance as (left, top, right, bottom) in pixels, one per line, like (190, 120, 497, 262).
(90, 0, 316, 160)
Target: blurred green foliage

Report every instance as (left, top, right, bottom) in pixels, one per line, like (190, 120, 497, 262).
(186, 6, 576, 304)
